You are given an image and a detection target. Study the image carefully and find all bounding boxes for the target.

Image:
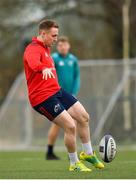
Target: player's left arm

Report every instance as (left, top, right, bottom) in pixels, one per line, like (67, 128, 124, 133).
(51, 53, 58, 71)
(72, 58, 80, 96)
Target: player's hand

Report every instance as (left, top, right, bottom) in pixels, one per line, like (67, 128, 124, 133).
(42, 68, 55, 80)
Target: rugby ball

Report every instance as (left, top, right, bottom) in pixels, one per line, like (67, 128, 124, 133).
(99, 135, 116, 163)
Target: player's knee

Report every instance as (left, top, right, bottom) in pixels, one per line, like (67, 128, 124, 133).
(80, 112, 90, 125)
(85, 112, 90, 121)
(66, 123, 76, 135)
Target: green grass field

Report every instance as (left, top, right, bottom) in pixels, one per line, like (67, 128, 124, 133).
(0, 150, 136, 179)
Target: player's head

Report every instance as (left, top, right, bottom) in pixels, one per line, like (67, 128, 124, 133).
(38, 19, 59, 47)
(57, 36, 70, 56)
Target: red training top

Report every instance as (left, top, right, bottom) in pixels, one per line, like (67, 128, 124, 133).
(23, 37, 60, 107)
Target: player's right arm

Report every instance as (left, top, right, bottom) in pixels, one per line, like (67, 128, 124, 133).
(25, 47, 55, 80)
(25, 51, 47, 72)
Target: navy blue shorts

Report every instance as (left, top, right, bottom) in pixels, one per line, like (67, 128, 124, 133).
(33, 88, 78, 121)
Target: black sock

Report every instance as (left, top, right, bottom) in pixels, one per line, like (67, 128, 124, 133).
(47, 145, 54, 154)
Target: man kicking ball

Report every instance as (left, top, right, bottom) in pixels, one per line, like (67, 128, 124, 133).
(23, 19, 104, 172)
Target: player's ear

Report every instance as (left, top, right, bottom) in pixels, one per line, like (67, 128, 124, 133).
(41, 30, 46, 36)
(40, 30, 47, 39)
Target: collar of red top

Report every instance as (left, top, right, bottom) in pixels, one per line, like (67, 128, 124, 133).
(32, 37, 48, 49)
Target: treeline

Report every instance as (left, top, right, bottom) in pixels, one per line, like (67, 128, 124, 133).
(0, 0, 136, 102)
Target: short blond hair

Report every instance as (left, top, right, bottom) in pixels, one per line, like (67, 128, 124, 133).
(57, 36, 70, 43)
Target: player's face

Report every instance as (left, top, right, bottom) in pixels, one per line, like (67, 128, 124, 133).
(41, 27, 58, 47)
(57, 41, 70, 56)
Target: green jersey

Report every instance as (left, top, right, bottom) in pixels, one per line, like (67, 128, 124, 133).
(52, 52, 80, 96)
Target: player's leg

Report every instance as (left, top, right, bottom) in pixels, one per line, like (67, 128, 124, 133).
(68, 101, 104, 169)
(53, 110, 91, 172)
(46, 124, 60, 160)
(54, 110, 76, 152)
(68, 101, 91, 144)
(48, 124, 60, 145)
(33, 92, 91, 171)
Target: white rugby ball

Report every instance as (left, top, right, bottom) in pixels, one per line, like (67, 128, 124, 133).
(99, 135, 116, 163)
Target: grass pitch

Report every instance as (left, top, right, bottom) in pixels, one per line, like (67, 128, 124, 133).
(0, 150, 136, 179)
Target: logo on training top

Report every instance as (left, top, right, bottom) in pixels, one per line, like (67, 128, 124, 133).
(59, 61, 64, 66)
(52, 63, 55, 67)
(54, 104, 61, 113)
(68, 60, 73, 66)
(45, 52, 48, 57)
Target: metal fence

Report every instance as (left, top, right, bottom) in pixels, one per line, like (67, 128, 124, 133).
(0, 59, 136, 150)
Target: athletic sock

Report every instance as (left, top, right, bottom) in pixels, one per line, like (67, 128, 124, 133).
(68, 152, 79, 165)
(82, 142, 93, 155)
(47, 145, 53, 154)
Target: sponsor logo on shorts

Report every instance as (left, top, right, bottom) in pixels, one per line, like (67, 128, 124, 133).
(54, 104, 61, 113)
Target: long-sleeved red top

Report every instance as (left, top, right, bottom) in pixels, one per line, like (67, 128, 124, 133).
(23, 37, 60, 107)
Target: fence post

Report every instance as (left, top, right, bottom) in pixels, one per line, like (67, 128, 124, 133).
(122, 0, 132, 130)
